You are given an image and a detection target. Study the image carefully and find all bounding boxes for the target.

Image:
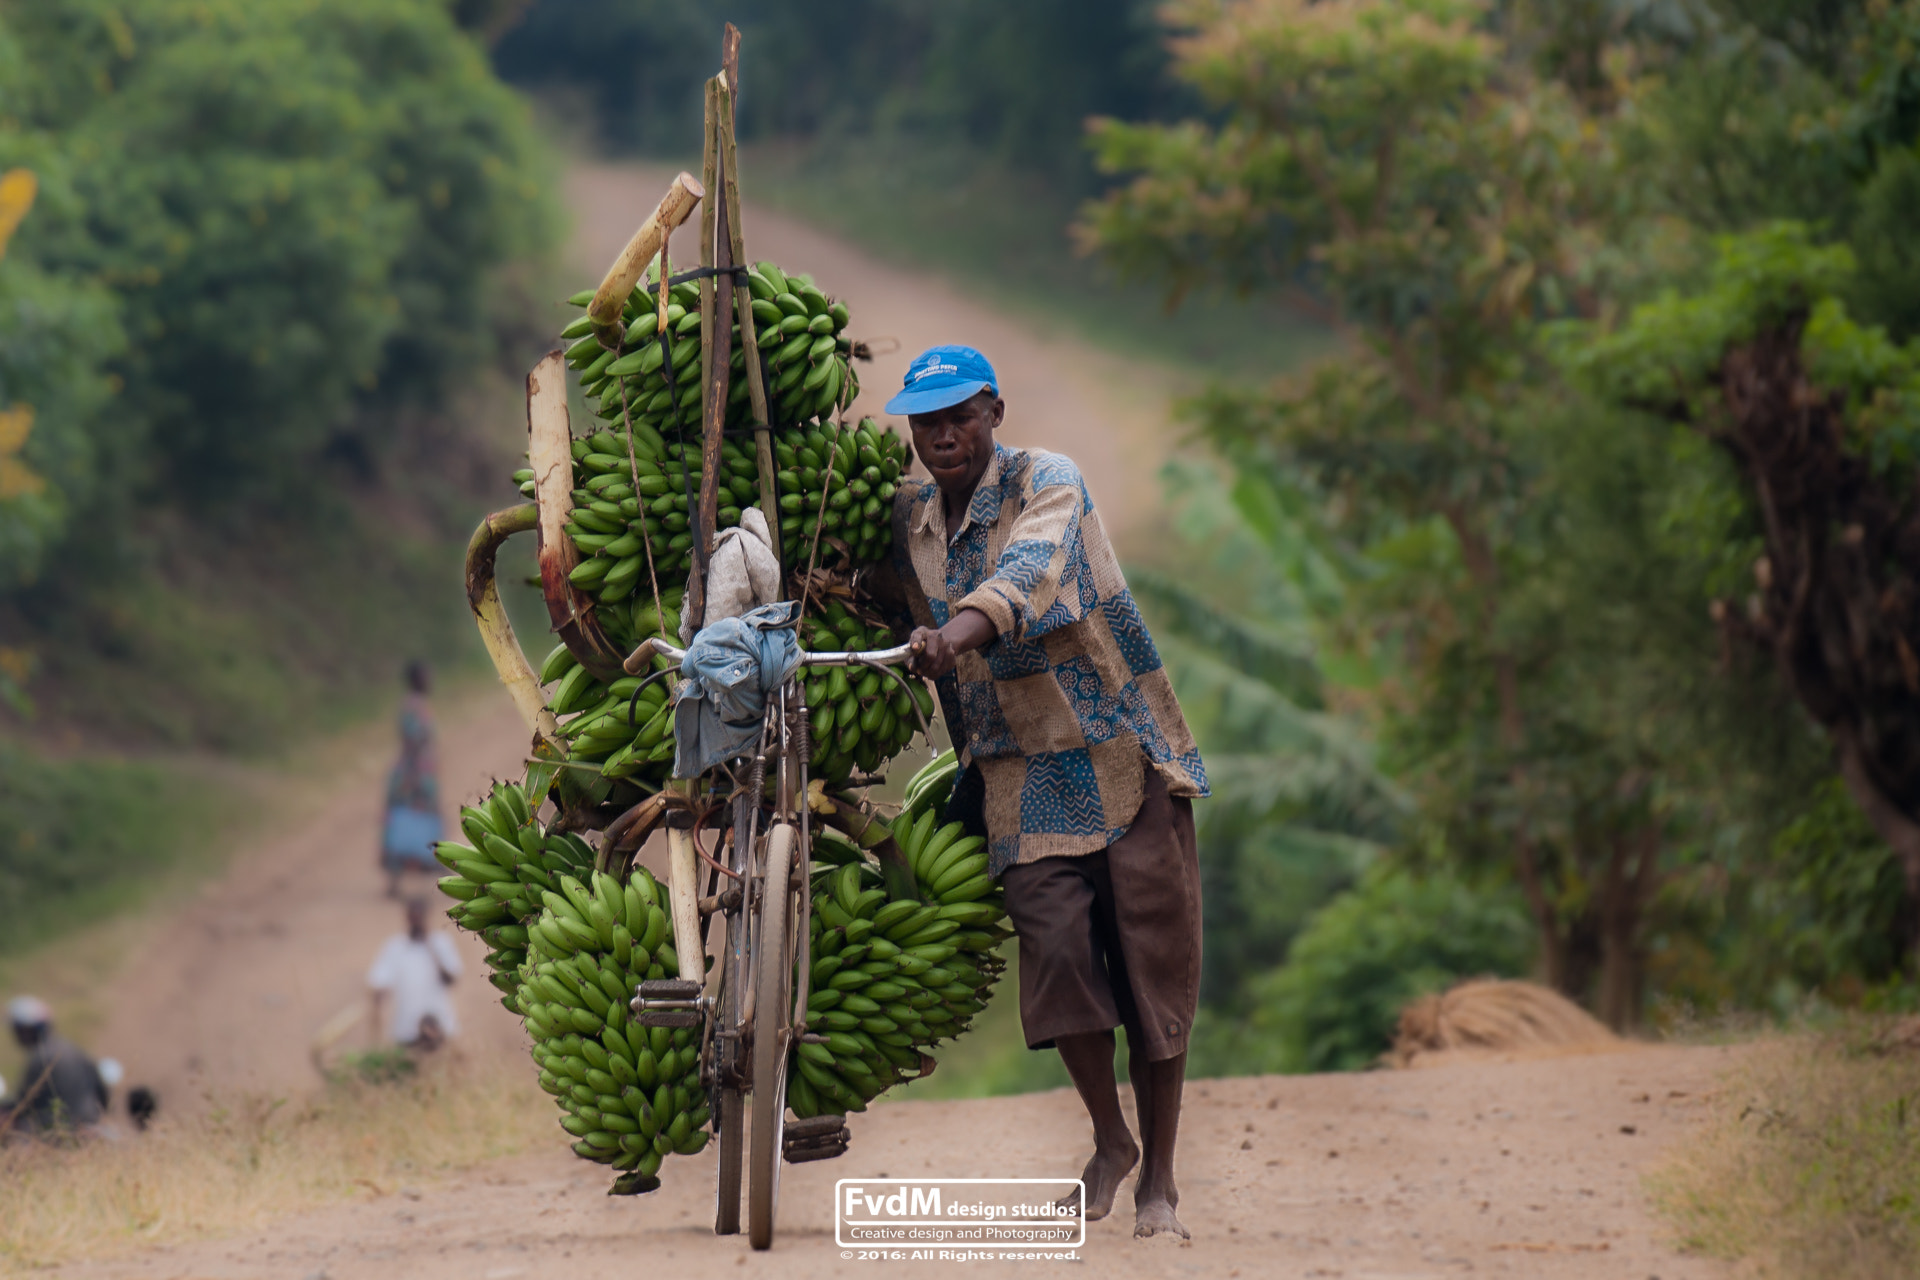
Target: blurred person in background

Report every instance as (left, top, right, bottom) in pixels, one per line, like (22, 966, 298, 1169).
(0, 996, 107, 1136)
(368, 897, 462, 1051)
(380, 659, 442, 898)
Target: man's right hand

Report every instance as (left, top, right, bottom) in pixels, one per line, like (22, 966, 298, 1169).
(907, 609, 998, 679)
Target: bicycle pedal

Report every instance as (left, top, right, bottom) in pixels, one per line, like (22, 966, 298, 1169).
(783, 1115, 850, 1163)
(784, 1141, 849, 1164)
(631, 978, 705, 1028)
(785, 1115, 848, 1141)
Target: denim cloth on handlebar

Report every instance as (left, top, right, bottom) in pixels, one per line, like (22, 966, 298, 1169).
(671, 600, 802, 778)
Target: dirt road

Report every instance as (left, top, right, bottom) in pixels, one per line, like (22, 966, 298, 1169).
(56, 1044, 1733, 1280)
(75, 694, 535, 1106)
(36, 166, 1726, 1279)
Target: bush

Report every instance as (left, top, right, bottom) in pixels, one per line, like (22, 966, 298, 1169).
(1195, 868, 1534, 1076)
(0, 742, 201, 953)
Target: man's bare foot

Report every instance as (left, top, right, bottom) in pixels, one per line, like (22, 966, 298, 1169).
(1133, 1192, 1189, 1239)
(1056, 1141, 1139, 1220)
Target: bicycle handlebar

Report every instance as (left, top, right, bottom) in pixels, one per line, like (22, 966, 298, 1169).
(622, 636, 920, 676)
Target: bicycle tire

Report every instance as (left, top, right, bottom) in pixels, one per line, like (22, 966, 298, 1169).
(714, 1085, 743, 1234)
(748, 821, 798, 1250)
(715, 792, 755, 1236)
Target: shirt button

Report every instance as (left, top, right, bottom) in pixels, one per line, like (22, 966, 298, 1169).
(1165, 1021, 1180, 1036)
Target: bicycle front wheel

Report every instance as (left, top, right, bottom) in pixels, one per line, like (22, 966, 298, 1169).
(747, 820, 798, 1250)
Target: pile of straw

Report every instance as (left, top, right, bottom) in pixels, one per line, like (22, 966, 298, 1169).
(1387, 979, 1618, 1068)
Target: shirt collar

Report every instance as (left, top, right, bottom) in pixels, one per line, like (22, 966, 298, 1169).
(911, 444, 1012, 543)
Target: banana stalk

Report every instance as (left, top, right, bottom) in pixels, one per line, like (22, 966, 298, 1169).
(464, 502, 560, 747)
(819, 796, 919, 904)
(589, 172, 703, 351)
(528, 351, 624, 681)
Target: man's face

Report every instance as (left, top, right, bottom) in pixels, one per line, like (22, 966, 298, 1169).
(909, 391, 1003, 498)
(406, 900, 428, 938)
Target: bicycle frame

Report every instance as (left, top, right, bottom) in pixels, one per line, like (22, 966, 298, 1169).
(630, 633, 921, 1244)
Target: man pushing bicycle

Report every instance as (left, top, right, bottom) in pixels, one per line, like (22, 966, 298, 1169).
(886, 345, 1208, 1241)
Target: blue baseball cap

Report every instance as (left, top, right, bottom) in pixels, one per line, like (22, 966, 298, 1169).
(884, 344, 998, 416)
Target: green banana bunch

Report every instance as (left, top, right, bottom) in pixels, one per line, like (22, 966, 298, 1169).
(518, 862, 709, 1182)
(549, 422, 752, 601)
(432, 781, 597, 1008)
(536, 640, 681, 793)
(529, 262, 901, 591)
(787, 755, 1010, 1120)
(549, 259, 854, 443)
(772, 416, 906, 568)
(794, 599, 933, 785)
(899, 749, 961, 831)
(747, 261, 860, 429)
(433, 752, 1001, 1187)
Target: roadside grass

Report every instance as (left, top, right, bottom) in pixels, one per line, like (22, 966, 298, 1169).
(0, 1052, 551, 1270)
(1649, 1019, 1920, 1279)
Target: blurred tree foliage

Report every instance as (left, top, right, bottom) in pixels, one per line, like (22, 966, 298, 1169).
(493, 0, 1181, 188)
(1, 0, 553, 508)
(1084, 0, 1920, 1035)
(0, 0, 557, 942)
(1133, 459, 1408, 1006)
(0, 0, 555, 718)
(1193, 865, 1534, 1074)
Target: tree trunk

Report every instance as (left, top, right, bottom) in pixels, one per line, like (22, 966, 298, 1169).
(1595, 826, 1658, 1031)
(1694, 319, 1920, 972)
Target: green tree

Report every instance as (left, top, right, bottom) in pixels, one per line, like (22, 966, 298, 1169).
(3, 0, 554, 497)
(1077, 0, 1703, 1026)
(0, 20, 123, 590)
(1565, 222, 1920, 961)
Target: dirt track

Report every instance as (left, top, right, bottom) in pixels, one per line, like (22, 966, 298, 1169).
(55, 1044, 1736, 1280)
(39, 166, 1729, 1279)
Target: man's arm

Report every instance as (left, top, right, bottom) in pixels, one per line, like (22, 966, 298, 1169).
(953, 461, 1088, 645)
(907, 608, 998, 679)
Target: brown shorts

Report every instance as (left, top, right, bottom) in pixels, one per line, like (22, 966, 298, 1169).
(999, 764, 1201, 1062)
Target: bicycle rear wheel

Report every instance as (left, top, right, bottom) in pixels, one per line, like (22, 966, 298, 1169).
(747, 821, 798, 1250)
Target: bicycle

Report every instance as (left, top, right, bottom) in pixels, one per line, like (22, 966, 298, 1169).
(620, 630, 926, 1250)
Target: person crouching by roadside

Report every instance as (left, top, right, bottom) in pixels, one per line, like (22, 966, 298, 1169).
(368, 897, 462, 1051)
(1, 996, 107, 1136)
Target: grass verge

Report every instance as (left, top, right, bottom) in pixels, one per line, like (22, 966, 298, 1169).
(0, 1053, 549, 1270)
(1649, 1019, 1920, 1278)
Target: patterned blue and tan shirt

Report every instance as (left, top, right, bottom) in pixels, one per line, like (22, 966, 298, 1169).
(893, 443, 1208, 875)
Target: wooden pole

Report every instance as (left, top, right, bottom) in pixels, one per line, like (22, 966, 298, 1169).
(586, 173, 703, 352)
(698, 76, 738, 617)
(717, 65, 781, 569)
(683, 78, 722, 634)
